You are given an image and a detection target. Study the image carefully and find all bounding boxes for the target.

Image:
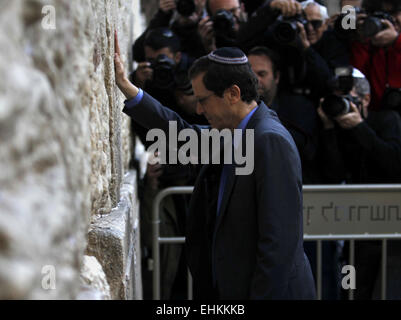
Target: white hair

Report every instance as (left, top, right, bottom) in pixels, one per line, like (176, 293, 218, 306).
(301, 0, 329, 20)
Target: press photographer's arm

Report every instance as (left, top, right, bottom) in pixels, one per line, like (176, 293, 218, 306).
(114, 31, 139, 100)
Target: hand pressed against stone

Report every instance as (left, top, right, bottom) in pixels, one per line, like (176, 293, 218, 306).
(114, 30, 126, 86)
(114, 31, 139, 100)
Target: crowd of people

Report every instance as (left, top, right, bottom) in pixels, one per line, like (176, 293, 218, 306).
(128, 0, 401, 300)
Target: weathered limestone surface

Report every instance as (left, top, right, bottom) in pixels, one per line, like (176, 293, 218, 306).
(0, 0, 137, 299)
(87, 171, 142, 300)
(78, 255, 111, 300)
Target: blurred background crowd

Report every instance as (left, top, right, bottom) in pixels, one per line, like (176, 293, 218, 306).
(129, 0, 401, 300)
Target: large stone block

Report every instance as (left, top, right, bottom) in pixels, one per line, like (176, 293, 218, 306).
(0, 0, 137, 299)
(86, 171, 142, 300)
(78, 255, 111, 300)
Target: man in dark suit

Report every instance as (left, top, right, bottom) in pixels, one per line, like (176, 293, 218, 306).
(115, 32, 316, 299)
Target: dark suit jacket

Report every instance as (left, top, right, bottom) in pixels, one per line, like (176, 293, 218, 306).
(123, 92, 316, 300)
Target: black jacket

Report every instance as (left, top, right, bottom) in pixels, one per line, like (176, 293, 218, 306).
(319, 110, 401, 183)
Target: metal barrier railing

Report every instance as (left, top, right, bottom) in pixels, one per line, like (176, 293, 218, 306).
(151, 185, 401, 300)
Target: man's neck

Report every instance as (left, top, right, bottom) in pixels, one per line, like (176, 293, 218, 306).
(231, 100, 258, 129)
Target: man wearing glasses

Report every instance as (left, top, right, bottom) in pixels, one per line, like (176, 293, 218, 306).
(298, 0, 329, 48)
(115, 30, 316, 299)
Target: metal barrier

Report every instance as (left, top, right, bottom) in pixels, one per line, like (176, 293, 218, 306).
(151, 185, 401, 300)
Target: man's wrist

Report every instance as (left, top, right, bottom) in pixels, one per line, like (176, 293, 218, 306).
(118, 78, 139, 100)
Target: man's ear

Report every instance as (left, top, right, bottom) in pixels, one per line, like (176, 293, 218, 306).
(275, 71, 281, 85)
(362, 93, 371, 108)
(174, 51, 182, 65)
(225, 85, 241, 104)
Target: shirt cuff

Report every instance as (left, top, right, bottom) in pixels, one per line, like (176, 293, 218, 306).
(124, 88, 144, 109)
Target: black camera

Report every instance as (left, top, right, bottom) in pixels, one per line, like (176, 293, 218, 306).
(176, 0, 195, 17)
(272, 14, 308, 44)
(212, 9, 237, 46)
(382, 87, 401, 112)
(150, 54, 176, 90)
(322, 66, 363, 118)
(321, 94, 362, 118)
(361, 11, 394, 38)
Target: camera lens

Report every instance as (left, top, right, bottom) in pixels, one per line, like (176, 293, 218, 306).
(321, 95, 351, 118)
(274, 21, 298, 44)
(176, 0, 195, 17)
(213, 9, 235, 34)
(362, 17, 383, 38)
(152, 55, 176, 89)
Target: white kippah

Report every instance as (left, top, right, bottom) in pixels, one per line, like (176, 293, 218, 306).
(207, 47, 249, 65)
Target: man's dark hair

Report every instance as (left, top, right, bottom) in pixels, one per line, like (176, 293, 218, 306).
(248, 46, 281, 78)
(362, 0, 401, 13)
(143, 27, 181, 53)
(188, 56, 258, 103)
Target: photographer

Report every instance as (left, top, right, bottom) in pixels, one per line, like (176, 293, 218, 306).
(317, 68, 401, 299)
(318, 68, 401, 183)
(198, 0, 247, 52)
(238, 1, 334, 104)
(350, 0, 401, 111)
(130, 27, 206, 125)
(238, 0, 302, 52)
(291, 0, 337, 103)
(133, 0, 206, 62)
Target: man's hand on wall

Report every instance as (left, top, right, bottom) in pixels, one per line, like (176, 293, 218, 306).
(114, 30, 139, 100)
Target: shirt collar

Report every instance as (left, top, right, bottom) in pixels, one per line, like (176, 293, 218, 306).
(233, 105, 258, 149)
(237, 105, 258, 130)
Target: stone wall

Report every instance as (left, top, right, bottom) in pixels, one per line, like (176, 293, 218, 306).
(0, 0, 141, 299)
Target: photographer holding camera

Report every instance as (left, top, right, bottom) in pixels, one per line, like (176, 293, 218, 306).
(350, 0, 401, 112)
(317, 68, 401, 299)
(238, 1, 335, 105)
(133, 0, 207, 62)
(198, 0, 247, 52)
(318, 67, 401, 184)
(130, 27, 206, 125)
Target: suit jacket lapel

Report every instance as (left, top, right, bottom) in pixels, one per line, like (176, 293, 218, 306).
(213, 104, 266, 232)
(213, 103, 271, 232)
